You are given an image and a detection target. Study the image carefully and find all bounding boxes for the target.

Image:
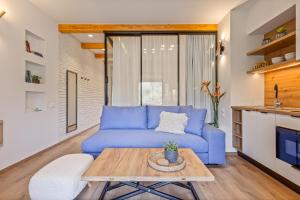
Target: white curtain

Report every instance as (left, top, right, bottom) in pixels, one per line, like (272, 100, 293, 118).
(142, 35, 178, 105)
(112, 37, 141, 106)
(180, 35, 216, 122)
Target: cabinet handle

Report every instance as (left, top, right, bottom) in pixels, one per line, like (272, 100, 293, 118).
(291, 115, 300, 118)
(260, 111, 268, 114)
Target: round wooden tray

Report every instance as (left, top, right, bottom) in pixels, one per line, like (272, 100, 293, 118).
(148, 152, 186, 172)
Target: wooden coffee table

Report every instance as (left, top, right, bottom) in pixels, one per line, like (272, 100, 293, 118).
(82, 148, 214, 200)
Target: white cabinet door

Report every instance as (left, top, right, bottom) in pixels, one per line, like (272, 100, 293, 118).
(253, 112, 276, 167)
(242, 110, 257, 157)
(243, 111, 276, 168)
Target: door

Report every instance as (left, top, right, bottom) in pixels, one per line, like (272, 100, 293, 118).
(243, 111, 276, 167)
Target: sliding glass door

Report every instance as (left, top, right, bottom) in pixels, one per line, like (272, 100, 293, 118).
(142, 35, 178, 105)
(108, 36, 141, 106)
(106, 34, 179, 106)
(105, 33, 216, 120)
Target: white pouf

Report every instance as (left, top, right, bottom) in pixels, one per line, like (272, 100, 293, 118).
(29, 154, 94, 200)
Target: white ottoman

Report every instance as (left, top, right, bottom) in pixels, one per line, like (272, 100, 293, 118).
(29, 154, 94, 200)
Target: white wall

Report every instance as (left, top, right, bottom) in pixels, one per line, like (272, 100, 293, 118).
(218, 13, 234, 152)
(230, 5, 264, 107)
(246, 0, 298, 34)
(0, 0, 59, 170)
(0, 0, 104, 170)
(58, 34, 104, 139)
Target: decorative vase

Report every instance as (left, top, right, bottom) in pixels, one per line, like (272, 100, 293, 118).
(212, 102, 219, 128)
(164, 150, 178, 163)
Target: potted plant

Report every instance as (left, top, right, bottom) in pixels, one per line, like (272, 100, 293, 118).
(201, 81, 225, 128)
(164, 141, 178, 163)
(32, 75, 42, 84)
(276, 26, 288, 39)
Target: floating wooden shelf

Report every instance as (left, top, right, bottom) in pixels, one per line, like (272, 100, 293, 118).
(247, 59, 300, 74)
(247, 31, 296, 56)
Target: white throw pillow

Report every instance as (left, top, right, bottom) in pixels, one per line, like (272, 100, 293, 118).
(155, 111, 188, 134)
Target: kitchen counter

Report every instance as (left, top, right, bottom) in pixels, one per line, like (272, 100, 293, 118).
(231, 106, 300, 117)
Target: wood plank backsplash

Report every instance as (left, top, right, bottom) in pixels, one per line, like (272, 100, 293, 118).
(265, 66, 300, 107)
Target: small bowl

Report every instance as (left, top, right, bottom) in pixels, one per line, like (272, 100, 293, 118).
(284, 52, 296, 61)
(272, 56, 284, 64)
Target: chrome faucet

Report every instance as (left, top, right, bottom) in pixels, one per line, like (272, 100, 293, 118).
(274, 84, 282, 108)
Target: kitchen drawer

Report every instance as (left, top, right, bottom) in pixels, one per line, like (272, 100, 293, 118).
(276, 114, 300, 131)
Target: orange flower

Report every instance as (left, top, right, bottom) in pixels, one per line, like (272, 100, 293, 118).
(201, 81, 211, 93)
(201, 81, 225, 102)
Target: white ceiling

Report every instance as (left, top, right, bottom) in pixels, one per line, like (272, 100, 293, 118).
(30, 0, 247, 51)
(29, 0, 247, 24)
(71, 33, 104, 43)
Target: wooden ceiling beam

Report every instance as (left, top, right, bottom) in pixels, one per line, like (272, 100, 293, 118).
(95, 54, 105, 59)
(59, 24, 218, 33)
(81, 43, 105, 49)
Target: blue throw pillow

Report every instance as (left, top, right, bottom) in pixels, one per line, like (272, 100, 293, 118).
(100, 106, 147, 130)
(179, 107, 207, 135)
(147, 106, 180, 129)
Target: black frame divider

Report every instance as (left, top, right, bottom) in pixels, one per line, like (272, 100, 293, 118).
(104, 31, 218, 106)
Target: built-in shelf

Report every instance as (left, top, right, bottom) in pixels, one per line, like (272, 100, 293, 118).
(233, 121, 242, 125)
(25, 60, 46, 84)
(25, 52, 45, 66)
(247, 31, 296, 56)
(24, 82, 46, 92)
(25, 30, 46, 113)
(232, 109, 243, 152)
(25, 91, 46, 113)
(247, 59, 300, 74)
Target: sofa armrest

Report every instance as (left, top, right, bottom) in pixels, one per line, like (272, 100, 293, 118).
(202, 124, 226, 164)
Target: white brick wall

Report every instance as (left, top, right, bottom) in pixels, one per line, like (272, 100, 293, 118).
(58, 34, 104, 137)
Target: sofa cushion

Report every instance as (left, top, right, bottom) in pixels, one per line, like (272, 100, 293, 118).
(147, 106, 180, 129)
(81, 129, 208, 154)
(155, 111, 188, 134)
(100, 106, 147, 129)
(180, 107, 207, 136)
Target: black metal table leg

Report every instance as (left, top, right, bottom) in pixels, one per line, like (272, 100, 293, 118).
(98, 181, 111, 200)
(112, 182, 171, 200)
(107, 182, 126, 191)
(187, 182, 200, 200)
(120, 182, 182, 200)
(99, 181, 200, 200)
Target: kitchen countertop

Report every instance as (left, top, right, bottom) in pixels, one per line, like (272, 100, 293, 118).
(231, 106, 300, 117)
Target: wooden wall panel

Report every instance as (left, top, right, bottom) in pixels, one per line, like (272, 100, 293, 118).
(265, 66, 300, 107)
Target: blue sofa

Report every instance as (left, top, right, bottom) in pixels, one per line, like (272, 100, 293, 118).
(82, 106, 225, 165)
